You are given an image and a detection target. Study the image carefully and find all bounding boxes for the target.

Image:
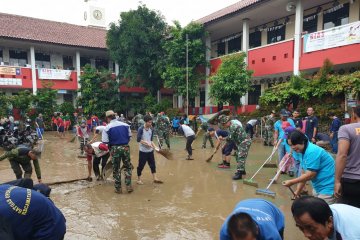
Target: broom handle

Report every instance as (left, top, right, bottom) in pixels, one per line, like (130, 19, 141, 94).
(248, 146, 278, 180)
(156, 135, 162, 149)
(265, 155, 292, 190)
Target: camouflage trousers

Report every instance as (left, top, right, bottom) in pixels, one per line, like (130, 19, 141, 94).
(235, 139, 252, 172)
(111, 145, 132, 190)
(158, 131, 170, 148)
(202, 132, 214, 148)
(263, 128, 273, 146)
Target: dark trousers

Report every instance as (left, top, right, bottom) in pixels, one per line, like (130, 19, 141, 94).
(137, 151, 156, 176)
(9, 160, 32, 179)
(339, 178, 360, 208)
(186, 135, 195, 156)
(245, 124, 254, 138)
(93, 153, 110, 177)
(330, 131, 338, 154)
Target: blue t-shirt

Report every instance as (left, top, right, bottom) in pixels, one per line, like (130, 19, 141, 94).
(0, 185, 66, 240)
(220, 199, 284, 240)
(300, 142, 335, 195)
(172, 118, 180, 128)
(274, 119, 295, 143)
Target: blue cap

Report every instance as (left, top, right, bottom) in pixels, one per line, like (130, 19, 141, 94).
(208, 127, 215, 132)
(283, 126, 296, 139)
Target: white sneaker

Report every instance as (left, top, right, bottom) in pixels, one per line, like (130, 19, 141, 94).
(137, 180, 144, 185)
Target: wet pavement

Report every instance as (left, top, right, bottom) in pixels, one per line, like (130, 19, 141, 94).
(0, 131, 306, 240)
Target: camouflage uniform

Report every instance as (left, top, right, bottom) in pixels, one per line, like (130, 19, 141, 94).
(227, 120, 252, 172)
(263, 114, 275, 146)
(201, 122, 214, 148)
(132, 114, 144, 130)
(111, 145, 132, 189)
(155, 115, 171, 149)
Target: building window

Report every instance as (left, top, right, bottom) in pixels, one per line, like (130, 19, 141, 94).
(95, 58, 109, 69)
(228, 37, 241, 53)
(323, 3, 349, 30)
(217, 42, 225, 56)
(267, 25, 286, 44)
(80, 57, 91, 67)
(250, 31, 261, 48)
(200, 89, 205, 107)
(63, 93, 73, 103)
(63, 56, 74, 70)
(248, 85, 261, 105)
(303, 14, 318, 33)
(9, 50, 28, 67)
(35, 52, 50, 68)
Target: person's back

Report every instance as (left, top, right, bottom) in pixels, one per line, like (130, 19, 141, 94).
(0, 184, 66, 240)
(330, 204, 360, 239)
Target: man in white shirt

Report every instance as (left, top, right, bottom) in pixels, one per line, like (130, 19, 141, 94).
(180, 120, 195, 160)
(245, 119, 259, 139)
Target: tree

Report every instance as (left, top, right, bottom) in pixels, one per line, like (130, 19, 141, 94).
(10, 90, 34, 118)
(0, 95, 11, 117)
(107, 4, 167, 95)
(32, 81, 58, 124)
(209, 52, 253, 113)
(162, 21, 208, 98)
(77, 65, 119, 117)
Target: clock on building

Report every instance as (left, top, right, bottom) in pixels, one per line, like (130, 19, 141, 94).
(93, 9, 102, 20)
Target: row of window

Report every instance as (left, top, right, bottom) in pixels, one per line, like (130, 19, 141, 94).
(0, 49, 111, 70)
(216, 3, 350, 56)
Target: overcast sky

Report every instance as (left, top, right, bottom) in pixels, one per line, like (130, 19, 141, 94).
(1, 0, 240, 27)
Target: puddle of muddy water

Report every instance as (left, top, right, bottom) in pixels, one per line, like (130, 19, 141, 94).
(0, 131, 306, 240)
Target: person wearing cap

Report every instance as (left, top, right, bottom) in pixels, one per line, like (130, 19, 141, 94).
(209, 128, 230, 168)
(273, 109, 295, 165)
(0, 146, 42, 183)
(283, 130, 336, 204)
(102, 110, 133, 194)
(155, 112, 171, 149)
(304, 107, 319, 143)
(77, 120, 90, 157)
(262, 110, 276, 146)
(217, 115, 252, 180)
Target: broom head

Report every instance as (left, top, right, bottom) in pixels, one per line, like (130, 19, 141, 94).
(243, 179, 259, 187)
(69, 136, 76, 142)
(103, 161, 113, 180)
(255, 188, 276, 198)
(157, 149, 173, 160)
(205, 153, 214, 162)
(263, 163, 277, 168)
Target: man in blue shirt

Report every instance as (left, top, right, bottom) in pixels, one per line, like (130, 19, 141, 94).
(0, 184, 66, 240)
(220, 198, 285, 240)
(292, 196, 360, 240)
(328, 112, 341, 154)
(283, 130, 336, 204)
(273, 109, 295, 164)
(102, 110, 133, 194)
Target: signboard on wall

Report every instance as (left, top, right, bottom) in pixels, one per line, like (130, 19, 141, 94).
(0, 78, 22, 86)
(304, 21, 360, 53)
(38, 68, 72, 80)
(0, 67, 21, 75)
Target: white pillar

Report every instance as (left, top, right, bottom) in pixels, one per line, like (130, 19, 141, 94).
(242, 18, 250, 60)
(293, 0, 303, 76)
(205, 36, 211, 111)
(76, 51, 81, 97)
(178, 95, 183, 108)
(30, 46, 37, 95)
(157, 90, 161, 103)
(115, 63, 119, 80)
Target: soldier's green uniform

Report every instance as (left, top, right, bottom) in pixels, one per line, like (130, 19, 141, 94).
(263, 113, 275, 146)
(201, 122, 214, 148)
(0, 147, 41, 180)
(155, 114, 171, 149)
(132, 114, 144, 130)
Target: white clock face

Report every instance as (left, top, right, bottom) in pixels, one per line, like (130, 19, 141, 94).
(93, 10, 102, 20)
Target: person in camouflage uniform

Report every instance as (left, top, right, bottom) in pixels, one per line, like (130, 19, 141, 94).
(218, 115, 252, 180)
(103, 110, 133, 194)
(132, 113, 144, 130)
(201, 121, 214, 148)
(155, 112, 171, 149)
(262, 110, 276, 146)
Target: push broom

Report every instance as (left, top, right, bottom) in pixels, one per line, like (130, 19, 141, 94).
(263, 142, 281, 168)
(255, 155, 292, 198)
(243, 146, 278, 187)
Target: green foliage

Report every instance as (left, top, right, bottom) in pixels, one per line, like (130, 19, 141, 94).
(209, 52, 253, 112)
(10, 90, 34, 118)
(0, 95, 11, 117)
(32, 81, 58, 126)
(107, 4, 167, 94)
(77, 65, 119, 118)
(164, 108, 181, 119)
(162, 21, 208, 98)
(144, 95, 157, 112)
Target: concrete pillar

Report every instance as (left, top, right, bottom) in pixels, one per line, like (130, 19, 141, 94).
(242, 18, 250, 58)
(293, 0, 303, 76)
(205, 36, 211, 110)
(76, 51, 81, 97)
(90, 59, 96, 68)
(115, 63, 119, 80)
(157, 90, 161, 103)
(108, 60, 113, 72)
(30, 46, 37, 95)
(178, 95, 183, 108)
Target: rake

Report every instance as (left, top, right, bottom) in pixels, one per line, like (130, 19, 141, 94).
(243, 146, 278, 187)
(255, 155, 292, 198)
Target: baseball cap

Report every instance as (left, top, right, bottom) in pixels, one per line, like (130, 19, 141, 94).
(271, 110, 276, 114)
(218, 115, 230, 124)
(208, 127, 215, 132)
(283, 126, 296, 139)
(280, 109, 289, 117)
(105, 110, 115, 117)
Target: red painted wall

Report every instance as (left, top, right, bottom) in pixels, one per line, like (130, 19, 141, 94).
(300, 43, 360, 70)
(248, 40, 294, 77)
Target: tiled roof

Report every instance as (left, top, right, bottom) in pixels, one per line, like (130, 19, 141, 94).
(196, 0, 262, 25)
(0, 12, 107, 49)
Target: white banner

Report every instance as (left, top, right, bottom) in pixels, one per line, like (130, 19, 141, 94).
(304, 21, 360, 53)
(0, 78, 22, 86)
(38, 68, 72, 80)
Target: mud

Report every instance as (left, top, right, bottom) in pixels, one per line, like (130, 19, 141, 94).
(0, 132, 306, 239)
